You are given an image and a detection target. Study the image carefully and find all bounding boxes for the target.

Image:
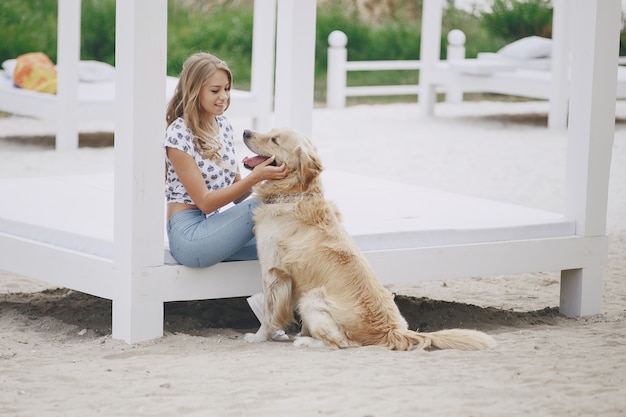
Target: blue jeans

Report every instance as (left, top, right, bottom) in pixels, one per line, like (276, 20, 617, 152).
(166, 199, 259, 268)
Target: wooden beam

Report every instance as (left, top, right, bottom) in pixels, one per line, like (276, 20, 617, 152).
(273, 0, 316, 136)
(55, 0, 81, 150)
(561, 0, 621, 316)
(113, 0, 168, 343)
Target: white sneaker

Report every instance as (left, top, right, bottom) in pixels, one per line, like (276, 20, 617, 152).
(246, 292, 264, 323)
(246, 293, 289, 340)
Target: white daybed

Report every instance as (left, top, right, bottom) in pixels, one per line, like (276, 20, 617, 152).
(0, 0, 276, 150)
(0, 0, 619, 344)
(0, 170, 579, 276)
(419, 0, 625, 130)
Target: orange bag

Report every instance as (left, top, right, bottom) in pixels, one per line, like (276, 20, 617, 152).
(13, 52, 57, 94)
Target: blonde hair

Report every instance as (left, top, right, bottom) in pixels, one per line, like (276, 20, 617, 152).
(166, 52, 233, 163)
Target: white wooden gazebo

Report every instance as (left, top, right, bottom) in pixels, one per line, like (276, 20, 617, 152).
(0, 0, 621, 343)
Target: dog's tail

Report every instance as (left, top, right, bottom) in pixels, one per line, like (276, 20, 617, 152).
(388, 328, 496, 351)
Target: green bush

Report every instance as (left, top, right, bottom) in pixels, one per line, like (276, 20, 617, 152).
(0, 0, 116, 65)
(0, 0, 58, 62)
(480, 0, 553, 43)
(0, 0, 555, 76)
(3, 0, 621, 104)
(166, 2, 254, 89)
(315, 4, 421, 63)
(80, 0, 116, 65)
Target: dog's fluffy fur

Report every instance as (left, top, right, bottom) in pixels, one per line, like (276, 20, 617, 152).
(243, 128, 495, 351)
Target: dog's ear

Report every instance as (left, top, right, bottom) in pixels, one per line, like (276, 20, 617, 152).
(295, 146, 323, 188)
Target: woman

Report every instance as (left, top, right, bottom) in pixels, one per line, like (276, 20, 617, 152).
(165, 52, 287, 268)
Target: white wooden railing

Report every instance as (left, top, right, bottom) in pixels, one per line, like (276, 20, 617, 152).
(326, 29, 466, 108)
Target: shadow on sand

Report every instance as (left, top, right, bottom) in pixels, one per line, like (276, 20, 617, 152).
(0, 288, 565, 338)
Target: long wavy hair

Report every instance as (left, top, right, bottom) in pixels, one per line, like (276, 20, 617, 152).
(166, 52, 233, 163)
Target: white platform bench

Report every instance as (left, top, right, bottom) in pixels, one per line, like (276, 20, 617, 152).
(1, 169, 602, 343)
(0, 171, 576, 262)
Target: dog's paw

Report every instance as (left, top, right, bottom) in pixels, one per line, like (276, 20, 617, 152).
(244, 332, 268, 343)
(293, 336, 327, 348)
(272, 330, 290, 341)
(245, 328, 289, 343)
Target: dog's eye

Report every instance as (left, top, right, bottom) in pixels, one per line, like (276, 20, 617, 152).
(271, 137, 279, 145)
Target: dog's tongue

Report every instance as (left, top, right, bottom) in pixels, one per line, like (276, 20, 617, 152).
(243, 155, 270, 170)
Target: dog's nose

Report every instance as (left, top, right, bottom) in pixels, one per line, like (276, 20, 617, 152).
(243, 130, 252, 140)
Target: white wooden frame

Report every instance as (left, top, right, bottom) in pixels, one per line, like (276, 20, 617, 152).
(0, 0, 619, 343)
(0, 0, 277, 150)
(418, 0, 569, 127)
(418, 0, 623, 130)
(326, 0, 624, 128)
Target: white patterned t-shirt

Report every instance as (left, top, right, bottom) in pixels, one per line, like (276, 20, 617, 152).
(164, 116, 238, 213)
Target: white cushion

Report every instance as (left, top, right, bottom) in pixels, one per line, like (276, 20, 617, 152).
(477, 52, 551, 71)
(447, 59, 516, 75)
(0, 172, 575, 266)
(2, 59, 17, 76)
(497, 36, 552, 60)
(1, 59, 16, 79)
(2, 58, 115, 83)
(78, 60, 115, 82)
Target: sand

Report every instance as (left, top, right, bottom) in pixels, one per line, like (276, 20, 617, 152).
(1, 100, 625, 417)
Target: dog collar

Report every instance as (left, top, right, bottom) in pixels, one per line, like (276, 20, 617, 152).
(262, 193, 319, 204)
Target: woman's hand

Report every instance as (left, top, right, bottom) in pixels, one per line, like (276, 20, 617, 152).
(248, 156, 288, 182)
(167, 148, 288, 214)
(233, 157, 287, 204)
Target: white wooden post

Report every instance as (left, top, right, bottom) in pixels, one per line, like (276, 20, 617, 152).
(548, 0, 571, 130)
(326, 30, 348, 109)
(561, 0, 621, 316)
(250, 0, 277, 131)
(55, 0, 81, 150)
(418, 0, 443, 116)
(445, 29, 466, 104)
(113, 0, 168, 342)
(273, 0, 316, 136)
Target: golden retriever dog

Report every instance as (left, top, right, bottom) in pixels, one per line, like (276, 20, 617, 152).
(242, 128, 495, 351)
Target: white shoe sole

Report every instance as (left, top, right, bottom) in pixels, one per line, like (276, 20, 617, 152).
(246, 292, 264, 323)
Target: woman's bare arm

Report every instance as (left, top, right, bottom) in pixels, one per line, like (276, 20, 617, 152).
(167, 148, 286, 214)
